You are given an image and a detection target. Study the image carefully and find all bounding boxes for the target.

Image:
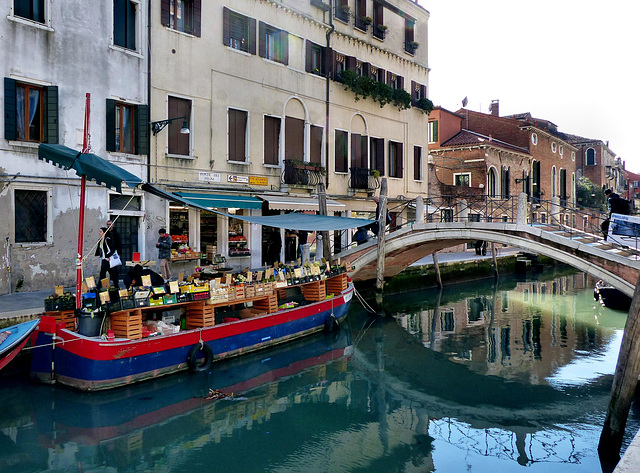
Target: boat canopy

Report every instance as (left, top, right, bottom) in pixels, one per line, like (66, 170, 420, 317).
(142, 184, 374, 231)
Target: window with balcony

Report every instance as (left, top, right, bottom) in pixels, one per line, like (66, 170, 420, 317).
(223, 8, 256, 54)
(114, 0, 136, 50)
(106, 99, 149, 155)
(285, 117, 304, 162)
(310, 125, 323, 165)
(161, 0, 201, 37)
(335, 130, 348, 173)
(263, 115, 280, 165)
(4, 78, 58, 144)
(14, 0, 45, 23)
(389, 141, 403, 178)
(229, 109, 248, 163)
(167, 96, 191, 156)
(350, 133, 368, 189)
(259, 22, 288, 65)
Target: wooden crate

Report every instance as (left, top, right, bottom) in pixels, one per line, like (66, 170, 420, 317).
(253, 294, 278, 314)
(326, 273, 347, 295)
(110, 309, 143, 340)
(45, 310, 76, 330)
(186, 302, 215, 329)
(301, 281, 326, 302)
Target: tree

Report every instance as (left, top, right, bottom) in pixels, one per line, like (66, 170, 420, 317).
(576, 176, 606, 210)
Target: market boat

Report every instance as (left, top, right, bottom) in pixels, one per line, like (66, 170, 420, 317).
(593, 279, 632, 312)
(0, 319, 39, 373)
(30, 272, 354, 391)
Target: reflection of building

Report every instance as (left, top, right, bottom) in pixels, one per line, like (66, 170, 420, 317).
(394, 272, 615, 384)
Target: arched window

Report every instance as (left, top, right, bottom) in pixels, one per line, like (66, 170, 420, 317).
(488, 167, 497, 197)
(586, 148, 596, 166)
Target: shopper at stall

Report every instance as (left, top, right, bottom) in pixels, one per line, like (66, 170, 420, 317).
(156, 228, 172, 281)
(297, 229, 308, 260)
(106, 219, 121, 253)
(95, 227, 119, 288)
(266, 229, 282, 265)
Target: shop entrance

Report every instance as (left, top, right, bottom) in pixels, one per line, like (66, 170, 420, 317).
(113, 216, 139, 265)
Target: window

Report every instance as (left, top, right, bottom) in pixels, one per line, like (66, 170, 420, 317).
(454, 173, 470, 187)
(488, 168, 497, 197)
(586, 148, 596, 166)
(4, 78, 58, 144)
(228, 109, 248, 163)
(14, 0, 45, 23)
(113, 0, 136, 50)
(310, 125, 323, 164)
(285, 117, 304, 161)
(14, 189, 47, 243)
(551, 142, 557, 153)
(571, 151, 575, 162)
(531, 133, 538, 145)
(501, 166, 510, 198)
(259, 22, 288, 65)
(387, 72, 403, 90)
(559, 145, 563, 156)
(414, 146, 422, 181)
(336, 0, 349, 23)
(372, 1, 385, 39)
(306, 41, 326, 76)
(223, 7, 256, 54)
(428, 120, 438, 143)
(560, 169, 567, 202)
(354, 0, 367, 30)
(388, 141, 403, 178)
(167, 96, 191, 156)
(335, 130, 348, 173)
(106, 99, 149, 155)
(263, 116, 281, 165)
(161, 0, 201, 36)
(552, 166, 557, 197)
(411, 81, 427, 104)
(404, 18, 416, 53)
(370, 137, 384, 175)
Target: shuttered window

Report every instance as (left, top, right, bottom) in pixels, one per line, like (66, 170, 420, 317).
(335, 130, 348, 173)
(370, 137, 384, 175)
(228, 109, 248, 163)
(310, 125, 323, 164)
(168, 96, 190, 156)
(264, 116, 280, 165)
(414, 146, 422, 181)
(223, 7, 256, 54)
(4, 78, 58, 144)
(285, 117, 304, 161)
(389, 141, 403, 178)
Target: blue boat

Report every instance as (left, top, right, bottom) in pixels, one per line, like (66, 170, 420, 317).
(0, 319, 39, 373)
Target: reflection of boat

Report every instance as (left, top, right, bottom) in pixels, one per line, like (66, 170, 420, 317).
(31, 279, 353, 391)
(0, 319, 39, 374)
(27, 328, 352, 452)
(594, 280, 631, 311)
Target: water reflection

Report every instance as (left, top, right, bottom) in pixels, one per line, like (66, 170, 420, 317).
(0, 268, 638, 472)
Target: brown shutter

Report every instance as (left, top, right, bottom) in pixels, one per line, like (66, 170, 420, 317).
(346, 56, 356, 71)
(305, 40, 312, 72)
(310, 125, 323, 164)
(248, 18, 256, 55)
(281, 30, 289, 65)
(411, 81, 417, 101)
(414, 146, 421, 180)
(259, 22, 266, 58)
(375, 138, 384, 174)
(350, 134, 360, 169)
(397, 76, 404, 90)
(398, 142, 403, 178)
(193, 0, 201, 37)
(223, 7, 230, 47)
(264, 116, 280, 165)
(386, 70, 392, 85)
(363, 62, 371, 78)
(285, 117, 304, 160)
(161, 0, 170, 27)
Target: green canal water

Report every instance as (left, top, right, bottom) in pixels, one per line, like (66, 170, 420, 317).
(1, 267, 638, 472)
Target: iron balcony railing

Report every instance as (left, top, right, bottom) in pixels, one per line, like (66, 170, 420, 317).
(281, 160, 325, 187)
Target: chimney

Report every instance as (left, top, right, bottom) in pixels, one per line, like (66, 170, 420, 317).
(489, 99, 499, 116)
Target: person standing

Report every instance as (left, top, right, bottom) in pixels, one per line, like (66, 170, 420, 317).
(297, 229, 308, 260)
(95, 227, 119, 288)
(106, 219, 122, 254)
(369, 195, 391, 236)
(156, 228, 172, 281)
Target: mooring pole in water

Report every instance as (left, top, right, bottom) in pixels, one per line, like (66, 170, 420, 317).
(318, 182, 332, 265)
(491, 243, 499, 280)
(433, 252, 442, 288)
(598, 271, 640, 458)
(375, 179, 388, 293)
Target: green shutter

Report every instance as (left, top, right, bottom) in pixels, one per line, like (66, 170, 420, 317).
(45, 86, 58, 144)
(106, 99, 116, 151)
(136, 104, 149, 156)
(4, 78, 16, 141)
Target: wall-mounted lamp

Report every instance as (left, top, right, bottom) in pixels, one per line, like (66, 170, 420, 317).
(150, 116, 190, 135)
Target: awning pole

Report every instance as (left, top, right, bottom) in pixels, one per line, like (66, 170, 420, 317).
(76, 93, 90, 309)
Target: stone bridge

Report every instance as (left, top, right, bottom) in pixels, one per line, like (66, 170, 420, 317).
(336, 194, 640, 297)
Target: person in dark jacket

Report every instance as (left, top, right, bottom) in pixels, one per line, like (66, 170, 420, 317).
(354, 226, 369, 245)
(156, 228, 172, 280)
(106, 219, 122, 253)
(601, 189, 630, 239)
(95, 227, 119, 288)
(124, 264, 164, 288)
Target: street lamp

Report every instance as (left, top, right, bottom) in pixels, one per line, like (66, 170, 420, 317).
(150, 116, 190, 135)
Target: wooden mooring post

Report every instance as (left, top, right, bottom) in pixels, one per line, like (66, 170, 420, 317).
(432, 252, 443, 288)
(491, 242, 499, 280)
(375, 179, 388, 293)
(598, 271, 640, 458)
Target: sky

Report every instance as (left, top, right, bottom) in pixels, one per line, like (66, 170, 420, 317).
(418, 0, 639, 172)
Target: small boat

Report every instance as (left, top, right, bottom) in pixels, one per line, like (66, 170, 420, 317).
(0, 319, 39, 373)
(594, 280, 632, 312)
(30, 275, 354, 391)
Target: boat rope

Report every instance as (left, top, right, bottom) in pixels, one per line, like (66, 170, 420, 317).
(353, 287, 378, 315)
(22, 336, 83, 351)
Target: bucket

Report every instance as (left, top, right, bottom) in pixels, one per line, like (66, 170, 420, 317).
(77, 310, 105, 337)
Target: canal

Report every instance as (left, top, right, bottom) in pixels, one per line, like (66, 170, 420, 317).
(1, 266, 638, 472)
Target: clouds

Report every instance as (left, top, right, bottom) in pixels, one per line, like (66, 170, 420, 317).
(421, 0, 638, 169)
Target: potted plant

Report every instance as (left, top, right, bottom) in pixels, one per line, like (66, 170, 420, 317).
(406, 41, 420, 53)
(370, 169, 381, 178)
(362, 16, 373, 26)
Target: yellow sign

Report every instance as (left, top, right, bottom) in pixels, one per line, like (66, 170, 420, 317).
(249, 176, 268, 186)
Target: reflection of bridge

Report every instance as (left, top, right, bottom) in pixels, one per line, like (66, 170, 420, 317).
(338, 193, 640, 296)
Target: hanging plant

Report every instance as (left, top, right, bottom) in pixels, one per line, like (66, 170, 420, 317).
(392, 88, 412, 110)
(415, 97, 434, 114)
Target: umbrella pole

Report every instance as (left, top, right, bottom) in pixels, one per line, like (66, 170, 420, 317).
(76, 93, 91, 310)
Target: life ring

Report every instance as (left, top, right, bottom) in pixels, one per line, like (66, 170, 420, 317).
(187, 343, 213, 372)
(324, 314, 340, 333)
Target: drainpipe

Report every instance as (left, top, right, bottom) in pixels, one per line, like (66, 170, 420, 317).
(325, 1, 335, 191)
(6, 237, 11, 294)
(146, 0, 152, 183)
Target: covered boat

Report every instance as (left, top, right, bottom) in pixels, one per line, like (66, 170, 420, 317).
(0, 319, 39, 373)
(30, 272, 354, 391)
(594, 280, 631, 312)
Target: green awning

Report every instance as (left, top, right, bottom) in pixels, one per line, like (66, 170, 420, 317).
(38, 144, 142, 193)
(175, 192, 262, 210)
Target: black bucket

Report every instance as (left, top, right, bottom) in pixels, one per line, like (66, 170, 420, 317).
(77, 309, 105, 337)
